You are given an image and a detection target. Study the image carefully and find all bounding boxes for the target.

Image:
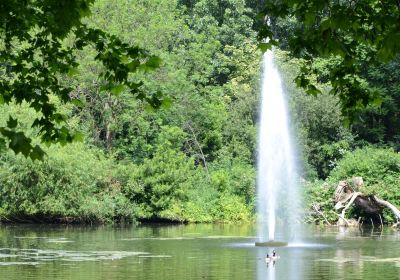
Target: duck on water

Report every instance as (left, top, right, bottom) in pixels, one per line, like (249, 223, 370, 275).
(265, 250, 280, 262)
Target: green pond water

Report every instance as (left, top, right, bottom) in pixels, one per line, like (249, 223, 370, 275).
(0, 224, 399, 279)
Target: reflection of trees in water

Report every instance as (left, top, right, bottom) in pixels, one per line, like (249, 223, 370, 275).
(336, 226, 384, 240)
(256, 226, 400, 279)
(334, 247, 364, 279)
(322, 226, 400, 279)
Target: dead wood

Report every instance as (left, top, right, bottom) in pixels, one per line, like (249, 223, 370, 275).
(334, 178, 400, 227)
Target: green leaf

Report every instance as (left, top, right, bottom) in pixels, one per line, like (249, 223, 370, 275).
(73, 131, 84, 142)
(258, 41, 278, 53)
(145, 56, 161, 69)
(8, 131, 32, 157)
(0, 138, 6, 151)
(67, 67, 79, 77)
(52, 113, 67, 124)
(7, 116, 18, 129)
(161, 97, 172, 109)
(304, 11, 316, 26)
(127, 60, 140, 71)
(144, 103, 156, 113)
(110, 84, 126, 95)
(71, 98, 85, 108)
(29, 145, 45, 161)
(255, 11, 266, 21)
(306, 84, 321, 96)
(371, 97, 383, 107)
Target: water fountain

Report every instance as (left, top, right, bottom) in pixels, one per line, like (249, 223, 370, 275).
(255, 49, 301, 247)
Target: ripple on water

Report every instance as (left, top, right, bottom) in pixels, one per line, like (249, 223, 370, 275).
(286, 242, 331, 248)
(225, 242, 330, 248)
(0, 248, 150, 264)
(0, 261, 40, 266)
(121, 236, 255, 241)
(316, 256, 400, 266)
(46, 239, 74, 243)
(14, 236, 48, 239)
(14, 236, 75, 243)
(121, 237, 193, 241)
(199, 236, 255, 239)
(138, 255, 172, 258)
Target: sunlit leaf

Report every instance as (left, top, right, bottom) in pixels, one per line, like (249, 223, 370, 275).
(110, 84, 126, 95)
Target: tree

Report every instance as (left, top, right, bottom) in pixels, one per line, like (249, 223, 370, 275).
(258, 0, 400, 119)
(0, 0, 161, 159)
(351, 57, 400, 149)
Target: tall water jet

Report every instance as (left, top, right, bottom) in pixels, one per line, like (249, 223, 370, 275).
(256, 50, 300, 244)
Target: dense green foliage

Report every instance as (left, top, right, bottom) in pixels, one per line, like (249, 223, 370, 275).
(262, 1, 400, 225)
(305, 147, 400, 224)
(0, 0, 258, 223)
(329, 147, 400, 186)
(330, 147, 400, 224)
(0, 0, 161, 159)
(0, 144, 136, 223)
(258, 0, 400, 119)
(0, 0, 398, 225)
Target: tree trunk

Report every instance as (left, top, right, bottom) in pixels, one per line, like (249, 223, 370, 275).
(334, 178, 400, 227)
(373, 196, 400, 222)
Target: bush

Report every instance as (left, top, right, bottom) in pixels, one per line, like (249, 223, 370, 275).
(304, 180, 337, 224)
(305, 147, 400, 224)
(122, 142, 195, 221)
(215, 194, 252, 222)
(0, 143, 138, 223)
(328, 146, 400, 187)
(182, 171, 219, 223)
(328, 147, 400, 222)
(181, 165, 254, 223)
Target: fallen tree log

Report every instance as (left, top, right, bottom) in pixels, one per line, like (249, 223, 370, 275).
(334, 178, 400, 227)
(354, 196, 382, 215)
(373, 196, 400, 223)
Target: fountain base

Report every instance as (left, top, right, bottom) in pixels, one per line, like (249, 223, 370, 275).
(255, 241, 288, 247)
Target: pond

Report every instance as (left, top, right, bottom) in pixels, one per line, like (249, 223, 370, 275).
(0, 224, 399, 279)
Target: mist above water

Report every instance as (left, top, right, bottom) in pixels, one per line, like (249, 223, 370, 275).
(257, 50, 300, 242)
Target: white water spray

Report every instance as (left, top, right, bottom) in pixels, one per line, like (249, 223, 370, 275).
(257, 50, 300, 242)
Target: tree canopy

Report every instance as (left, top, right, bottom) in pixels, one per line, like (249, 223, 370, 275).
(0, 0, 160, 159)
(258, 0, 400, 118)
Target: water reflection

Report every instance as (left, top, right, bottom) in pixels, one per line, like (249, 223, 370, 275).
(257, 246, 305, 280)
(257, 249, 274, 280)
(256, 225, 400, 280)
(0, 224, 399, 279)
(315, 226, 400, 280)
(336, 225, 385, 239)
